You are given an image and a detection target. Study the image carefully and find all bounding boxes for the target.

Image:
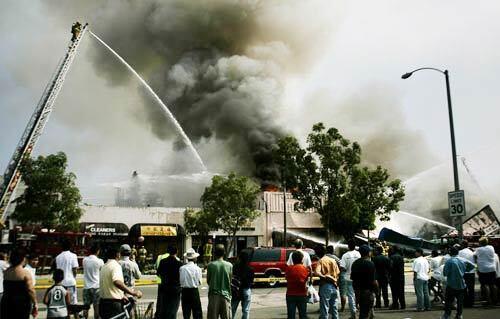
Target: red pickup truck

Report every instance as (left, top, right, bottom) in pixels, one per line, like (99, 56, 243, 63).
(244, 247, 318, 287)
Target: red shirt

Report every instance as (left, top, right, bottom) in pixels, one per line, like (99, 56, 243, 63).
(286, 264, 309, 296)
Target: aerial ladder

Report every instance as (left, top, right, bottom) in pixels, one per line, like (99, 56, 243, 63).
(0, 22, 89, 224)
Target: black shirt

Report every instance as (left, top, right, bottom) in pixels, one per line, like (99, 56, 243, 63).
(157, 255, 182, 291)
(233, 263, 255, 289)
(351, 257, 376, 291)
(372, 254, 391, 281)
(389, 253, 405, 281)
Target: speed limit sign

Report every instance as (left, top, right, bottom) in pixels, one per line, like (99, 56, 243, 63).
(448, 190, 466, 217)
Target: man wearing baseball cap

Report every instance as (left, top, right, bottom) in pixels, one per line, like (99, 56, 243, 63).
(180, 248, 203, 319)
(118, 245, 142, 318)
(118, 244, 141, 290)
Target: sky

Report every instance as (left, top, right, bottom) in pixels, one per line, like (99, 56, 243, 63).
(1, 1, 499, 229)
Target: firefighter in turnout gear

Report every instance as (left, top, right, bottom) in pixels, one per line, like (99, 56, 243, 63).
(71, 22, 82, 42)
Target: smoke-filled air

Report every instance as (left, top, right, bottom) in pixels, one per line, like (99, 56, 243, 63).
(71, 0, 336, 183)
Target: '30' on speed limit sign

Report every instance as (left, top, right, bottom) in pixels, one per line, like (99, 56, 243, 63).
(448, 190, 466, 217)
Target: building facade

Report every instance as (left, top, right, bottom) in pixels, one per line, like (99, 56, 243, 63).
(79, 191, 324, 259)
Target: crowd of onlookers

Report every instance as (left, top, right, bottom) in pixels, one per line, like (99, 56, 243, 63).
(280, 237, 500, 319)
(410, 237, 500, 319)
(0, 236, 499, 319)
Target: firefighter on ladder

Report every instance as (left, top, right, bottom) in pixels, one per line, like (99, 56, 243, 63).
(203, 238, 213, 268)
(71, 22, 82, 42)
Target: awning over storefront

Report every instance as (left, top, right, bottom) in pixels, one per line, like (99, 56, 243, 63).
(79, 222, 129, 237)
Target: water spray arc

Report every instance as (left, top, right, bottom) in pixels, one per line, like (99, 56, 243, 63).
(88, 30, 207, 172)
(395, 211, 456, 230)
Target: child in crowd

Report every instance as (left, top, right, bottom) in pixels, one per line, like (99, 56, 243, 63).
(44, 269, 70, 319)
(285, 251, 309, 319)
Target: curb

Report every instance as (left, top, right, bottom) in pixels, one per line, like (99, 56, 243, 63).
(36, 278, 159, 290)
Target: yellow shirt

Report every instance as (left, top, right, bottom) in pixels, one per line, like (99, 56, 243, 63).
(315, 256, 340, 286)
(99, 259, 124, 300)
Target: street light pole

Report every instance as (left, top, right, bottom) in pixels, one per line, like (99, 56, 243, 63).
(402, 68, 463, 240)
(444, 71, 460, 192)
(444, 70, 463, 240)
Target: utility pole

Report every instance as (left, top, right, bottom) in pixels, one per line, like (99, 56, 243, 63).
(444, 70, 463, 241)
(402, 67, 464, 241)
(283, 179, 287, 247)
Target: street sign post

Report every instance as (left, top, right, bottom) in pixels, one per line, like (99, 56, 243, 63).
(448, 190, 466, 217)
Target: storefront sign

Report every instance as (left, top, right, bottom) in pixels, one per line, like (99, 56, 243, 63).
(80, 223, 129, 237)
(140, 225, 177, 236)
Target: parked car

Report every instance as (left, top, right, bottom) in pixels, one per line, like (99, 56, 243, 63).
(244, 246, 318, 287)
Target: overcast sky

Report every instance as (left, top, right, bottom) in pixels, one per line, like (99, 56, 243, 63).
(1, 1, 499, 215)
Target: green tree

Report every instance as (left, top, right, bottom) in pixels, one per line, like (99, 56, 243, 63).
(352, 166, 405, 235)
(13, 152, 82, 230)
(199, 173, 261, 255)
(274, 123, 405, 241)
(184, 207, 216, 239)
(184, 207, 216, 254)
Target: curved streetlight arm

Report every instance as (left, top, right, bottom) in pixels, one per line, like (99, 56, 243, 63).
(408, 67, 446, 74)
(402, 67, 446, 79)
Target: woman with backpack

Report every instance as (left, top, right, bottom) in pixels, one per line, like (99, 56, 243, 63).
(231, 251, 255, 319)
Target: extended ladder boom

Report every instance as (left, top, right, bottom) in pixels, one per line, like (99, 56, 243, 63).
(0, 23, 89, 223)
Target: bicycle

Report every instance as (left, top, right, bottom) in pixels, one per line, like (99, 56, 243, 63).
(108, 298, 155, 319)
(67, 304, 90, 319)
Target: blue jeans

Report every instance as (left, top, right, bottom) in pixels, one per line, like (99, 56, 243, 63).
(414, 279, 430, 310)
(345, 279, 357, 317)
(319, 283, 338, 319)
(231, 288, 251, 319)
(286, 295, 307, 319)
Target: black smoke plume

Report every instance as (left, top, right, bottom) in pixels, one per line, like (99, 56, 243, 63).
(42, 0, 333, 183)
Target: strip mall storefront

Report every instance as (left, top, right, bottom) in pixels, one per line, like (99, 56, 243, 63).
(129, 223, 185, 260)
(79, 222, 129, 245)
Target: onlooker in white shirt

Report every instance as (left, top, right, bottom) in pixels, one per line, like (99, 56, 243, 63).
(474, 237, 498, 305)
(494, 253, 500, 294)
(180, 248, 203, 319)
(412, 248, 430, 311)
(429, 252, 443, 280)
(83, 244, 104, 319)
(428, 250, 442, 301)
(0, 252, 10, 317)
(459, 240, 476, 307)
(494, 254, 500, 280)
(286, 239, 312, 268)
(55, 240, 79, 304)
(340, 239, 361, 318)
(24, 254, 38, 287)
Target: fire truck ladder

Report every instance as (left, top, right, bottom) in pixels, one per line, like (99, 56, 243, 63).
(0, 23, 89, 223)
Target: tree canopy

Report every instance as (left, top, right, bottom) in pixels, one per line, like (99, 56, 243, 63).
(274, 123, 405, 241)
(12, 152, 82, 230)
(185, 173, 261, 255)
